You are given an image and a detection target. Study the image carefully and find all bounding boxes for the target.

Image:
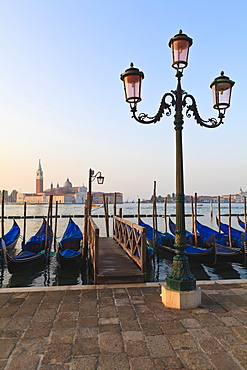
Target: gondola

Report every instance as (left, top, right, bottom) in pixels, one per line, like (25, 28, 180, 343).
(196, 220, 227, 246)
(5, 218, 51, 274)
(169, 218, 245, 264)
(196, 220, 245, 264)
(57, 218, 83, 269)
(169, 217, 205, 247)
(139, 220, 216, 265)
(0, 220, 20, 257)
(237, 216, 247, 232)
(216, 217, 247, 248)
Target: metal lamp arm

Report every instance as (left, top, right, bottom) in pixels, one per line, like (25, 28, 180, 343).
(131, 92, 175, 124)
(91, 171, 102, 182)
(183, 94, 225, 128)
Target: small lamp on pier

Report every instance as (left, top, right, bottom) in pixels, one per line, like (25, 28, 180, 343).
(96, 173, 105, 185)
(88, 168, 105, 215)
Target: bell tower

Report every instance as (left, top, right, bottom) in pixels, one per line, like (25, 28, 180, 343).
(36, 159, 44, 194)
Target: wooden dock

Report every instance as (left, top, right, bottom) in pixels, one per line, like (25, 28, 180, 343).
(96, 237, 145, 284)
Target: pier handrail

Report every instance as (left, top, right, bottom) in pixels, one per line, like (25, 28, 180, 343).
(88, 216, 99, 283)
(113, 216, 146, 274)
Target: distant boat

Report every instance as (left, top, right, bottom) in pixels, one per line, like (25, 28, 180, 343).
(57, 218, 83, 269)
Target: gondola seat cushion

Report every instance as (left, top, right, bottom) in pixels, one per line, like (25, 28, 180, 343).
(13, 251, 38, 259)
(60, 249, 80, 257)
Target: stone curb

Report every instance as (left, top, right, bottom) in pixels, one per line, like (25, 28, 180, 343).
(1, 279, 247, 293)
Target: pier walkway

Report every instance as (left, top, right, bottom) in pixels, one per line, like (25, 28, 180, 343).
(97, 237, 145, 284)
(0, 280, 247, 369)
(88, 216, 146, 284)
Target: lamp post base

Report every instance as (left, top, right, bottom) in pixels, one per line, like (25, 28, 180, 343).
(161, 284, 201, 310)
(165, 255, 196, 291)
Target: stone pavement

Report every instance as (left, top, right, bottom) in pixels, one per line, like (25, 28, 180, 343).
(0, 280, 247, 369)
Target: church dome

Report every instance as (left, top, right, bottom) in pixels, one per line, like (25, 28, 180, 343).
(63, 178, 72, 188)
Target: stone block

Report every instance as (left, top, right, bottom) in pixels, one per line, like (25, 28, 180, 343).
(161, 284, 201, 310)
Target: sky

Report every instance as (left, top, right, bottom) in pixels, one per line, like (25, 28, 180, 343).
(0, 0, 246, 201)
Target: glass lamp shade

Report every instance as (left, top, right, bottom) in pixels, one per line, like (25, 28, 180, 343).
(169, 30, 193, 69)
(97, 174, 104, 185)
(120, 63, 144, 104)
(210, 72, 235, 110)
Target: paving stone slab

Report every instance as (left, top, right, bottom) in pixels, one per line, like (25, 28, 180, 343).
(99, 332, 125, 353)
(168, 332, 199, 351)
(228, 344, 247, 368)
(42, 343, 73, 365)
(125, 340, 150, 357)
(99, 353, 129, 370)
(0, 338, 18, 360)
(73, 337, 99, 356)
(71, 356, 98, 370)
(176, 349, 215, 369)
(208, 352, 242, 369)
(119, 318, 141, 331)
(197, 337, 225, 354)
(154, 356, 184, 369)
(146, 334, 175, 358)
(129, 356, 156, 370)
(160, 319, 187, 335)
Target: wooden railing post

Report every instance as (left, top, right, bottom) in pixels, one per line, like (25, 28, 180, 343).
(141, 228, 146, 275)
(87, 216, 100, 284)
(83, 205, 88, 255)
(94, 227, 99, 284)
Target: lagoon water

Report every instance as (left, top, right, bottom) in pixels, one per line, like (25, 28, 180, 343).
(1, 202, 247, 287)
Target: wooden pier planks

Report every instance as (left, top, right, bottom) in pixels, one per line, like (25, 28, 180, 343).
(97, 237, 145, 284)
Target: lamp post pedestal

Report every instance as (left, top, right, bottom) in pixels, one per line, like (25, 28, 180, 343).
(161, 284, 201, 310)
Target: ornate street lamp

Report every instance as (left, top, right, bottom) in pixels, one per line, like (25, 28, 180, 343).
(120, 30, 234, 297)
(88, 168, 104, 214)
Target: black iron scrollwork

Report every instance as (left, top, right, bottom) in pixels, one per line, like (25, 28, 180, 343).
(130, 91, 225, 128)
(131, 92, 175, 124)
(183, 94, 224, 128)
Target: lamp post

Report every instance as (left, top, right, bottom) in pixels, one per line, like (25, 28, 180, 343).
(120, 30, 234, 298)
(88, 168, 104, 215)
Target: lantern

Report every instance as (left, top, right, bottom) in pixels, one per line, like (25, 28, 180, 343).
(210, 72, 235, 111)
(169, 30, 193, 70)
(120, 63, 144, 106)
(96, 173, 104, 185)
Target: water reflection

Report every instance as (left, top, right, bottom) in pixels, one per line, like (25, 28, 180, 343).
(8, 264, 45, 287)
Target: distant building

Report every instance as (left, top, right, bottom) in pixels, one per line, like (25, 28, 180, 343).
(36, 159, 44, 194)
(43, 179, 87, 204)
(17, 161, 87, 204)
(92, 192, 123, 204)
(17, 193, 44, 203)
(220, 188, 247, 203)
(16, 160, 123, 204)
